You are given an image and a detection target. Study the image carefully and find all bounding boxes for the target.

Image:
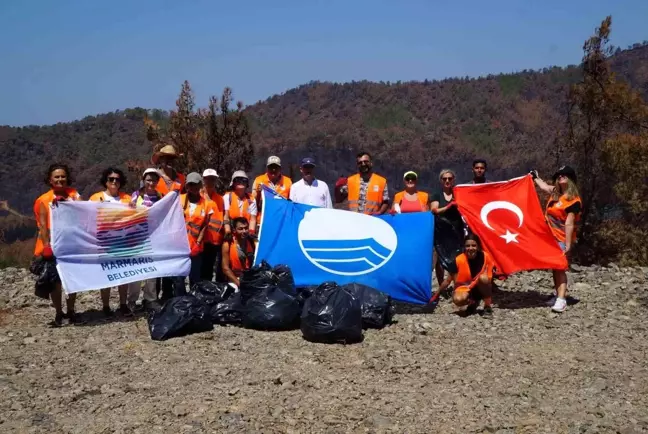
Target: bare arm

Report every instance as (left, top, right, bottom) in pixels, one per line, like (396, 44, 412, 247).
(38, 201, 50, 247)
(377, 202, 389, 215)
(533, 176, 554, 195)
(564, 213, 576, 252)
(249, 215, 257, 233)
(431, 201, 455, 215)
(221, 243, 239, 287)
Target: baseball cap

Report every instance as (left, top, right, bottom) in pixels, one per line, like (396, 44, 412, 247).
(301, 157, 316, 167)
(202, 168, 219, 178)
(266, 156, 281, 167)
(403, 171, 418, 179)
(186, 172, 202, 185)
(552, 165, 577, 183)
(142, 168, 159, 179)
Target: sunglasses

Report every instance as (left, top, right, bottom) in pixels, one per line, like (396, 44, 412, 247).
(233, 178, 248, 184)
(357, 160, 370, 165)
(442, 177, 454, 181)
(404, 177, 417, 182)
(107, 177, 121, 183)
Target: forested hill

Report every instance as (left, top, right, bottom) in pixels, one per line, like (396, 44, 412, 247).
(2, 44, 648, 216)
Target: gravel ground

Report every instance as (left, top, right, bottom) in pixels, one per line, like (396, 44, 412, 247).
(0, 265, 647, 433)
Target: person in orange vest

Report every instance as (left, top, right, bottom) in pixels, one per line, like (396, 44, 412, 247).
(151, 144, 186, 195)
(531, 165, 582, 313)
(334, 151, 389, 215)
(221, 217, 256, 289)
(200, 168, 225, 282)
(224, 170, 257, 237)
(33, 163, 82, 326)
(253, 156, 292, 224)
(174, 172, 213, 295)
(391, 171, 429, 214)
(448, 233, 494, 318)
(89, 168, 133, 318)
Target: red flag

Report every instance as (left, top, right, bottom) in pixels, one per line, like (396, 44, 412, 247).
(454, 175, 567, 274)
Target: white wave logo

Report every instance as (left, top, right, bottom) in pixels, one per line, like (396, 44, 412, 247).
(297, 209, 398, 276)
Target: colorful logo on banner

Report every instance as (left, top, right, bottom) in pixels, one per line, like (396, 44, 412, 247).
(96, 208, 152, 258)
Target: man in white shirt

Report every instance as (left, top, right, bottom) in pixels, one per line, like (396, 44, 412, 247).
(289, 157, 332, 208)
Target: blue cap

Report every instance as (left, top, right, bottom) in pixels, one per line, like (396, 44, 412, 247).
(301, 157, 316, 167)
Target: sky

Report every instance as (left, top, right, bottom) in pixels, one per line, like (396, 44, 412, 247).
(1, 0, 647, 126)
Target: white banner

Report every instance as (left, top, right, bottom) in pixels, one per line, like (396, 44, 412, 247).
(51, 192, 191, 294)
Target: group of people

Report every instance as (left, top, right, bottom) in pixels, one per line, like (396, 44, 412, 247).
(32, 145, 581, 326)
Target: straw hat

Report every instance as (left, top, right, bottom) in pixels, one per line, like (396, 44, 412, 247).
(151, 145, 181, 165)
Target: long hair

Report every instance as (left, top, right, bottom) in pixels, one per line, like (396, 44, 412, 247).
(552, 178, 579, 201)
(464, 233, 483, 250)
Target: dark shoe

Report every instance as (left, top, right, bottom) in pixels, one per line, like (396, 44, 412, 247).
(103, 306, 114, 317)
(51, 312, 64, 327)
(119, 304, 133, 317)
(482, 306, 493, 319)
(67, 311, 85, 325)
(465, 301, 478, 316)
(143, 299, 162, 313)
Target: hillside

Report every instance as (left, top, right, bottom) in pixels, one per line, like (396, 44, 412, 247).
(1, 44, 648, 219)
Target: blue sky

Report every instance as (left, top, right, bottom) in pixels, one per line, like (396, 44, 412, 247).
(1, 0, 647, 126)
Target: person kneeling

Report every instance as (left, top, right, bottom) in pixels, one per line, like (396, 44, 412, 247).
(221, 217, 256, 289)
(450, 234, 494, 318)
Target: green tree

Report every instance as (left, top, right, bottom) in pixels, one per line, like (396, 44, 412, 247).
(562, 16, 648, 264)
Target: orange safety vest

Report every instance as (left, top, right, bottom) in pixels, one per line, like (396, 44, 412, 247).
(228, 237, 255, 277)
(254, 173, 292, 222)
(545, 194, 582, 243)
(180, 193, 210, 256)
(88, 191, 131, 204)
(454, 252, 494, 289)
(228, 192, 254, 222)
(156, 172, 185, 196)
(347, 173, 387, 214)
(33, 188, 80, 256)
(393, 191, 429, 210)
(202, 189, 224, 245)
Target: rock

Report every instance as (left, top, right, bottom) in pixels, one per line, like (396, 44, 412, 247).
(172, 406, 189, 417)
(23, 337, 37, 345)
(367, 414, 393, 428)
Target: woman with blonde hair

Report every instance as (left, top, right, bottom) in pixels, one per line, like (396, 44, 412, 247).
(429, 169, 465, 305)
(391, 171, 429, 213)
(531, 165, 582, 313)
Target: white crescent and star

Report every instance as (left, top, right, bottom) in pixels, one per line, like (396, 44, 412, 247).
(479, 201, 524, 244)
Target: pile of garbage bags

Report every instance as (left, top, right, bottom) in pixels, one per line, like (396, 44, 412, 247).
(147, 261, 394, 343)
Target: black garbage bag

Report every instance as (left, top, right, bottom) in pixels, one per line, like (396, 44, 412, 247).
(148, 295, 213, 341)
(300, 282, 363, 344)
(32, 257, 60, 300)
(341, 283, 394, 329)
(296, 286, 317, 306)
(211, 292, 245, 325)
(434, 216, 463, 274)
(239, 260, 277, 304)
(272, 264, 296, 295)
(190, 281, 235, 307)
(242, 286, 301, 331)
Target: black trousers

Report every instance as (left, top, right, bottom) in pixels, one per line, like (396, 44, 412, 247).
(200, 243, 223, 282)
(159, 254, 203, 300)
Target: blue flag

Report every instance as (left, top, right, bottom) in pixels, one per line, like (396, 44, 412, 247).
(255, 188, 433, 304)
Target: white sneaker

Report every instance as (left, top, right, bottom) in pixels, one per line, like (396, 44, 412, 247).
(551, 297, 567, 313)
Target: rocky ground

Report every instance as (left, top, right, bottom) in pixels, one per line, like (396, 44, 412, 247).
(0, 265, 647, 434)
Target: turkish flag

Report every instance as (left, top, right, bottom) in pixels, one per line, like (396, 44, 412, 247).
(454, 175, 567, 274)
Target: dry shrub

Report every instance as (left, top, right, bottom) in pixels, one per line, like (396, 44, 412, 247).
(584, 221, 648, 266)
(0, 238, 34, 268)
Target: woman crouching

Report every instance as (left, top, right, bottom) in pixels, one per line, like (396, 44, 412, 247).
(451, 234, 494, 318)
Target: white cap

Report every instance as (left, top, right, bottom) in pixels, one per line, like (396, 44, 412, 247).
(142, 168, 159, 178)
(202, 168, 219, 178)
(266, 156, 281, 166)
